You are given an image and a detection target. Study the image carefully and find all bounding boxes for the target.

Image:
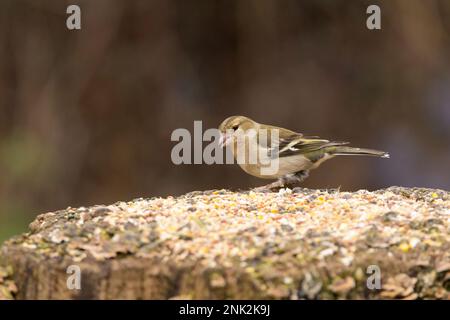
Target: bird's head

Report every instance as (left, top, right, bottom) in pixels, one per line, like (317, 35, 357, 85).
(218, 115, 256, 148)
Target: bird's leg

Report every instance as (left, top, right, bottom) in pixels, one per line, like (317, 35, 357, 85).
(251, 179, 285, 192)
(293, 170, 309, 184)
(252, 170, 310, 192)
(280, 170, 309, 188)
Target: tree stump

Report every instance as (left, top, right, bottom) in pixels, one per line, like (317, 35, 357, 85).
(1, 187, 449, 299)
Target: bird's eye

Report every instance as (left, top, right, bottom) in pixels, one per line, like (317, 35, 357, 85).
(232, 125, 239, 131)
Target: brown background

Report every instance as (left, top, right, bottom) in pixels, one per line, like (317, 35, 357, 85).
(1, 0, 450, 242)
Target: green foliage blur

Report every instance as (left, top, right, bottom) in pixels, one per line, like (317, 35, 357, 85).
(1, 0, 450, 242)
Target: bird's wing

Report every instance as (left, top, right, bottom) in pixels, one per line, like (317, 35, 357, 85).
(255, 125, 299, 152)
(269, 133, 349, 158)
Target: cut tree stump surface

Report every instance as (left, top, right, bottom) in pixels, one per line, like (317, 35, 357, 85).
(1, 187, 449, 299)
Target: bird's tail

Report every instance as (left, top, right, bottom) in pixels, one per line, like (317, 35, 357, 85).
(329, 146, 390, 158)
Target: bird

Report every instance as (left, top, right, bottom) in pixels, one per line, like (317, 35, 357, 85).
(218, 115, 389, 191)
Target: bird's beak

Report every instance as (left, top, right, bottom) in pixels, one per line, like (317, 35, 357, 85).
(218, 132, 232, 148)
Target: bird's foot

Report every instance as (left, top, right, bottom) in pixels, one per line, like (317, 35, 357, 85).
(252, 180, 285, 193)
(251, 170, 310, 193)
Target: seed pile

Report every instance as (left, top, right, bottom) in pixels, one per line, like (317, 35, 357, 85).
(1, 186, 449, 299)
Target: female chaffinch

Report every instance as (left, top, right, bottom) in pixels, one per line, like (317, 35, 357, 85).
(218, 115, 389, 190)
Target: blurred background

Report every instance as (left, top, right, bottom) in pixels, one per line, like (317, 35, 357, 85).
(1, 0, 449, 242)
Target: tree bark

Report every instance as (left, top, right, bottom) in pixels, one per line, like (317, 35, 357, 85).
(1, 187, 449, 299)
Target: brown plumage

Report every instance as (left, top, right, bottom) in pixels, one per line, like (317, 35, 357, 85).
(218, 115, 389, 190)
